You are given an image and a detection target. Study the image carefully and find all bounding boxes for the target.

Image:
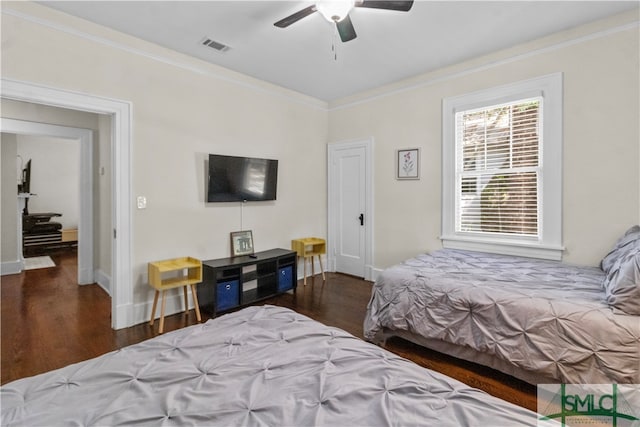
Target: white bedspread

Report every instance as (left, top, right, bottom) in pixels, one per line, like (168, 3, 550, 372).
(364, 249, 640, 385)
(1, 305, 555, 426)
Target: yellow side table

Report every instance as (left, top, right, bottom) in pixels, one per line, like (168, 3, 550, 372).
(148, 257, 202, 333)
(291, 237, 326, 285)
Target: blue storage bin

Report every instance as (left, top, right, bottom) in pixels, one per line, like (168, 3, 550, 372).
(278, 266, 293, 292)
(216, 280, 239, 311)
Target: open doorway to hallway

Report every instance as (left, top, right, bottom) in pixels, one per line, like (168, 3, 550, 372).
(1, 115, 97, 286)
(1, 79, 132, 329)
(1, 101, 113, 321)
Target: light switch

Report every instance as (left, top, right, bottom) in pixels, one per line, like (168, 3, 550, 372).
(137, 196, 147, 209)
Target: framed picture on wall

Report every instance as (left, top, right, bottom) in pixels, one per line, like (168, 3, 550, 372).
(230, 230, 254, 256)
(397, 148, 420, 180)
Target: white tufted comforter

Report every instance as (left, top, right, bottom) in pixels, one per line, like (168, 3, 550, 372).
(364, 249, 640, 385)
(1, 305, 557, 426)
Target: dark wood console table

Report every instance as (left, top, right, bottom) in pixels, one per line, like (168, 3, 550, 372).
(197, 248, 297, 317)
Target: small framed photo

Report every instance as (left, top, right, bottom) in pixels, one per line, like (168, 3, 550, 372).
(397, 148, 420, 180)
(230, 230, 254, 256)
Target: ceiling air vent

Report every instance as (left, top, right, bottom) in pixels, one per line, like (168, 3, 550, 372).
(201, 37, 230, 53)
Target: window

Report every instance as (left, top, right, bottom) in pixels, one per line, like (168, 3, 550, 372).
(458, 99, 540, 236)
(442, 74, 563, 260)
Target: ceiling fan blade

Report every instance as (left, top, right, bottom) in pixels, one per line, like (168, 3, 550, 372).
(356, 1, 414, 12)
(336, 15, 357, 42)
(274, 5, 317, 28)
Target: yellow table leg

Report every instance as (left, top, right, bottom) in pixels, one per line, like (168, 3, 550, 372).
(183, 286, 189, 314)
(318, 255, 325, 280)
(303, 256, 308, 286)
(191, 284, 202, 322)
(149, 290, 159, 326)
(159, 290, 167, 334)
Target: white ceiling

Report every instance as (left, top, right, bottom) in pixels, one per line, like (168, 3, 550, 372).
(40, 1, 638, 101)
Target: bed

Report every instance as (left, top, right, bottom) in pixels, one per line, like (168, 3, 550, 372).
(1, 305, 557, 426)
(364, 228, 640, 386)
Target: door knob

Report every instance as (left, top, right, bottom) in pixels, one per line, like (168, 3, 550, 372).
(359, 213, 364, 226)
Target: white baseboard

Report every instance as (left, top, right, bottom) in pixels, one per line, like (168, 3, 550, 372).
(310, 256, 379, 282)
(94, 269, 111, 295)
(1, 260, 23, 276)
(296, 256, 326, 281)
(114, 302, 134, 330)
(133, 288, 198, 327)
(370, 268, 384, 282)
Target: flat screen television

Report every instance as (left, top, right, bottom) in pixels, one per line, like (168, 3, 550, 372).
(18, 159, 31, 194)
(207, 154, 278, 202)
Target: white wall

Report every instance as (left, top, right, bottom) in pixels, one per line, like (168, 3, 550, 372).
(328, 10, 640, 268)
(1, 133, 19, 268)
(1, 2, 329, 307)
(16, 135, 79, 229)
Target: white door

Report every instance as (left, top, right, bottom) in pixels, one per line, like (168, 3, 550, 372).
(328, 139, 372, 279)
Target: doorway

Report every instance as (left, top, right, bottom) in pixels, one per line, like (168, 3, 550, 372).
(1, 78, 133, 329)
(2, 119, 94, 284)
(327, 138, 374, 281)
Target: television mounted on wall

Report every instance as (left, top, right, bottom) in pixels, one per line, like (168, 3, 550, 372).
(207, 154, 278, 203)
(18, 159, 31, 194)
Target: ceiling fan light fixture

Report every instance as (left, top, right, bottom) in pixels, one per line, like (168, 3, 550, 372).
(316, 0, 355, 22)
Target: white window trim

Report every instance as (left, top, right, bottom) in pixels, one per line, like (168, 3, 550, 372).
(441, 73, 564, 260)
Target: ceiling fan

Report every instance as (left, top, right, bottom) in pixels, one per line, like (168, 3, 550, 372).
(274, 0, 414, 42)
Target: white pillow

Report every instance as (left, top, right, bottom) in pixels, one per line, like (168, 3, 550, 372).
(601, 225, 640, 274)
(603, 245, 640, 315)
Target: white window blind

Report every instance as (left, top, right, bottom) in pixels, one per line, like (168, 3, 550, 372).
(442, 73, 563, 260)
(455, 98, 541, 238)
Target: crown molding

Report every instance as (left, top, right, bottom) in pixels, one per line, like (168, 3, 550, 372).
(3, 4, 636, 114)
(1, 6, 328, 112)
(328, 19, 639, 111)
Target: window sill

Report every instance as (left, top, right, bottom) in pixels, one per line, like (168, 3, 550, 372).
(440, 235, 564, 261)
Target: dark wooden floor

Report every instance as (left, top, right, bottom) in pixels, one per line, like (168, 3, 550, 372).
(1, 250, 536, 410)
